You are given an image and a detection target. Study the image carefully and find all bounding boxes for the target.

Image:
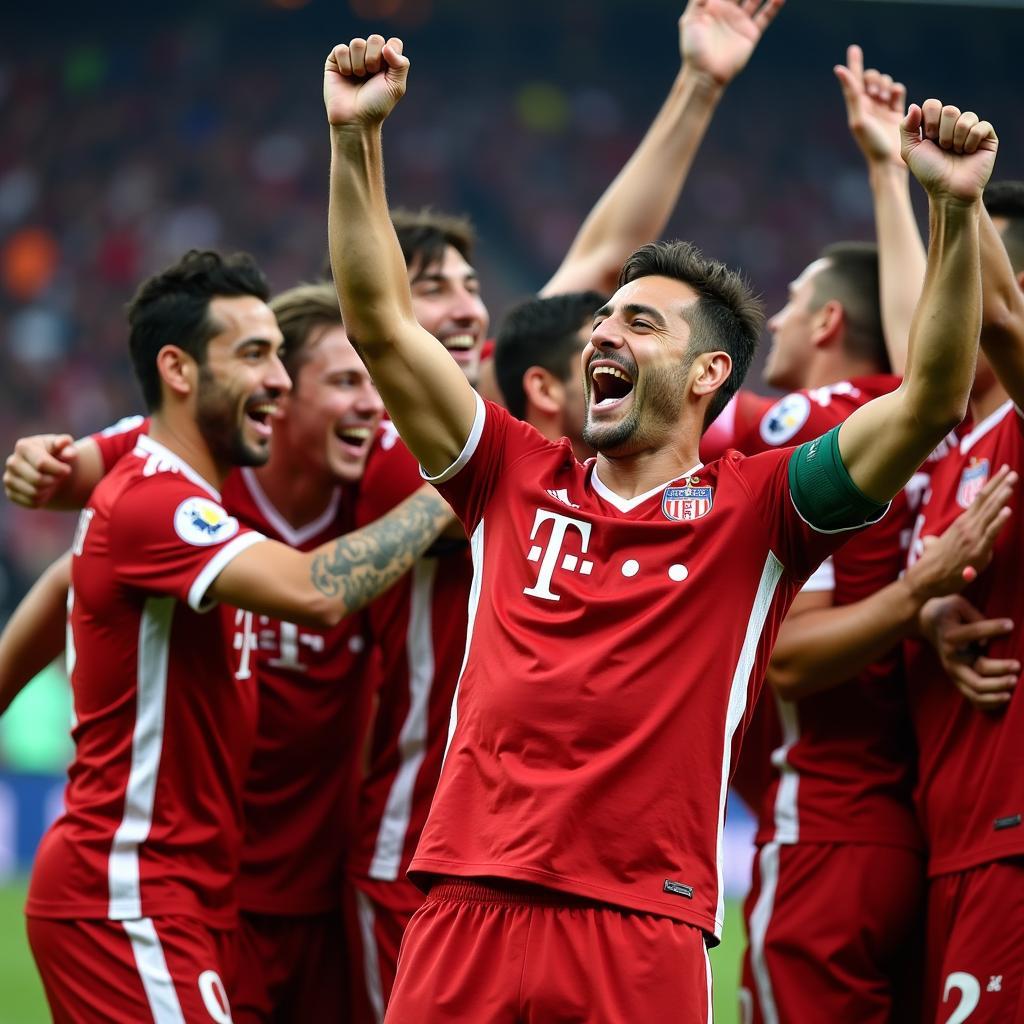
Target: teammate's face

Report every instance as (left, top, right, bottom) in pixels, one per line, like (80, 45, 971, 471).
(280, 326, 383, 485)
(558, 325, 592, 454)
(764, 259, 830, 391)
(409, 246, 490, 387)
(196, 296, 290, 468)
(581, 276, 700, 455)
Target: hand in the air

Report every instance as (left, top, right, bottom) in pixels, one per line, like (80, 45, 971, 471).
(679, 0, 784, 87)
(834, 44, 906, 167)
(324, 35, 410, 129)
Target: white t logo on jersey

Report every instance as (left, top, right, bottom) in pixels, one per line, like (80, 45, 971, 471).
(523, 509, 593, 602)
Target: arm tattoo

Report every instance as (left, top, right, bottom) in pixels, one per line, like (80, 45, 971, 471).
(310, 489, 455, 614)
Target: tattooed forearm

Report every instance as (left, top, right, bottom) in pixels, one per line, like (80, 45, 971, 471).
(310, 486, 457, 614)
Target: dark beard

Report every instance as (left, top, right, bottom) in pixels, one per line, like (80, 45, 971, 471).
(195, 365, 270, 468)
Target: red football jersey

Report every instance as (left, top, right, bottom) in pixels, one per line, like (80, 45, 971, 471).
(348, 427, 474, 891)
(905, 399, 1024, 876)
(26, 435, 265, 926)
(722, 378, 922, 850)
(409, 397, 873, 940)
(224, 468, 374, 915)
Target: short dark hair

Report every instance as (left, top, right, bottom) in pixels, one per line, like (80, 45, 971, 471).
(391, 208, 475, 276)
(494, 291, 606, 419)
(126, 250, 269, 411)
(269, 282, 343, 380)
(984, 180, 1024, 275)
(617, 241, 763, 427)
(811, 242, 888, 371)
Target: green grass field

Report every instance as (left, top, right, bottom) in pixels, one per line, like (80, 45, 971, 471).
(0, 881, 746, 1023)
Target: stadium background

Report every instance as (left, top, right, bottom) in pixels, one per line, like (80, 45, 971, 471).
(0, 0, 1020, 1020)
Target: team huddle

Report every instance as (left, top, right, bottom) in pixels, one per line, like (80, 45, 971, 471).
(2, 1, 1021, 1022)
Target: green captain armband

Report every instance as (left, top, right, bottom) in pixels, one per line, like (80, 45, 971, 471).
(788, 426, 889, 533)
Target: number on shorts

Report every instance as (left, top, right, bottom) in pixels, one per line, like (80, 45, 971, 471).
(198, 970, 233, 1024)
(943, 971, 981, 1024)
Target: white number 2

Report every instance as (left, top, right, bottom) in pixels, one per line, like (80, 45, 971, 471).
(943, 972, 981, 1024)
(198, 969, 233, 1023)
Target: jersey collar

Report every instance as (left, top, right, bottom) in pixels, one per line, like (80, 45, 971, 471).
(590, 461, 703, 513)
(959, 400, 1016, 456)
(240, 467, 342, 547)
(134, 435, 221, 501)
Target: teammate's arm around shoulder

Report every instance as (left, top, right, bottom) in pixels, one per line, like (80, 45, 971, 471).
(325, 35, 477, 478)
(208, 482, 455, 629)
(834, 99, 998, 505)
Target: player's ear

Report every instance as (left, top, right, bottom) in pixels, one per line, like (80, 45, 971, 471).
(811, 300, 844, 348)
(156, 345, 198, 401)
(690, 351, 732, 399)
(522, 366, 564, 416)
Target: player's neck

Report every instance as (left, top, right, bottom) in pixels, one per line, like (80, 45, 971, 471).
(594, 444, 702, 500)
(969, 380, 1011, 424)
(254, 454, 338, 530)
(802, 352, 880, 391)
(147, 414, 228, 491)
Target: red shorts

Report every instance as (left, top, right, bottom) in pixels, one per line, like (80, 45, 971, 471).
(740, 841, 924, 1024)
(923, 857, 1024, 1024)
(27, 914, 235, 1024)
(231, 909, 348, 1024)
(385, 878, 712, 1024)
(347, 876, 423, 1023)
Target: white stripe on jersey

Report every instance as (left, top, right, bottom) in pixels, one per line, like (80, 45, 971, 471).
(122, 918, 187, 1024)
(368, 559, 438, 881)
(443, 520, 486, 766)
(355, 888, 386, 1024)
(109, 597, 173, 921)
(747, 842, 782, 1024)
(714, 552, 784, 938)
(769, 695, 801, 844)
(704, 939, 715, 1023)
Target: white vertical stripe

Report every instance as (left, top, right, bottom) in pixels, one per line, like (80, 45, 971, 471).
(109, 597, 174, 920)
(714, 553, 784, 937)
(369, 559, 438, 880)
(355, 888, 386, 1024)
(66, 584, 78, 730)
(443, 520, 486, 764)
(747, 842, 782, 1024)
(122, 917, 187, 1024)
(704, 941, 714, 1023)
(770, 694, 801, 844)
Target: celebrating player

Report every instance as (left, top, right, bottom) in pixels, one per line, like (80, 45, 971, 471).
(324, 29, 996, 1021)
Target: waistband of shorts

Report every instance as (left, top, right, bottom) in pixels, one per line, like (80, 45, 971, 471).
(426, 877, 609, 909)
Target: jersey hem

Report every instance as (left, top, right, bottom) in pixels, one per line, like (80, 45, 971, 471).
(407, 859, 720, 940)
(24, 896, 237, 928)
(927, 840, 1024, 879)
(753, 833, 925, 852)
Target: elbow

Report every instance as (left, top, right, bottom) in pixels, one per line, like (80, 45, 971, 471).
(765, 661, 802, 703)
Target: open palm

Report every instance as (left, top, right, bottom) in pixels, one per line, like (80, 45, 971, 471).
(680, 0, 783, 85)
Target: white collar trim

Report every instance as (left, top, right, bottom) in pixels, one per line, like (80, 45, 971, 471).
(960, 400, 1015, 456)
(240, 467, 342, 547)
(591, 461, 704, 513)
(134, 435, 220, 500)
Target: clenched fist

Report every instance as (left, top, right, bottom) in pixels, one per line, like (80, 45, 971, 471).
(324, 35, 410, 129)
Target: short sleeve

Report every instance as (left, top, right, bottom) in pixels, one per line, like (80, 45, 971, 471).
(420, 396, 555, 534)
(92, 416, 149, 471)
(108, 477, 266, 612)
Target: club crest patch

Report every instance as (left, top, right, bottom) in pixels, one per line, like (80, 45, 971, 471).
(663, 482, 713, 521)
(174, 497, 240, 546)
(956, 458, 990, 509)
(760, 393, 811, 446)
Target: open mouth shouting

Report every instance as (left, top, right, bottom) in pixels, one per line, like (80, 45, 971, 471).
(333, 423, 374, 458)
(441, 333, 479, 364)
(244, 396, 281, 440)
(588, 359, 636, 415)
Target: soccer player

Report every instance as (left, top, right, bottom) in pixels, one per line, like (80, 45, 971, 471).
(324, 32, 996, 1021)
(17, 251, 455, 1023)
(902, 180, 1024, 1023)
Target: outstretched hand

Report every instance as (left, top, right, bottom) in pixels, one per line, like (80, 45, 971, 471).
(324, 35, 409, 129)
(901, 99, 998, 204)
(679, 0, 784, 87)
(834, 44, 905, 167)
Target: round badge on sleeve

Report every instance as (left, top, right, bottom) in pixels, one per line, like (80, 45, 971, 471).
(759, 392, 811, 446)
(174, 497, 240, 547)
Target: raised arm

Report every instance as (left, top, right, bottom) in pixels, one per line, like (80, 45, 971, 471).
(209, 482, 454, 629)
(835, 45, 926, 375)
(0, 551, 70, 717)
(837, 100, 998, 502)
(978, 203, 1024, 407)
(542, 0, 784, 297)
(325, 36, 477, 476)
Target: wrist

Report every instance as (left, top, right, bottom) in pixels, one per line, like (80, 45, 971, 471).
(893, 571, 932, 620)
(868, 158, 909, 183)
(927, 192, 983, 216)
(677, 66, 726, 104)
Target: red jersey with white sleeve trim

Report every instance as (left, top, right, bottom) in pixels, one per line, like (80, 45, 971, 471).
(348, 426, 474, 890)
(725, 377, 922, 850)
(409, 397, 873, 940)
(26, 435, 265, 926)
(223, 468, 374, 915)
(905, 399, 1024, 876)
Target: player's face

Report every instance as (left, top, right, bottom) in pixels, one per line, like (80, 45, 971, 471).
(581, 276, 700, 455)
(409, 246, 490, 387)
(281, 326, 384, 485)
(196, 296, 290, 468)
(764, 259, 829, 390)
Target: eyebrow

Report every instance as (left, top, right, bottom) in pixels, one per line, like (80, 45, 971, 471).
(593, 302, 668, 329)
(411, 269, 479, 286)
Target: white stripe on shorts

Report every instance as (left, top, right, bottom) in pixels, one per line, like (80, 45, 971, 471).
(122, 917, 187, 1024)
(355, 888, 386, 1024)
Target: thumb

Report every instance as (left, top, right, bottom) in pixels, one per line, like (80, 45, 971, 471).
(383, 38, 410, 72)
(50, 435, 78, 463)
(900, 103, 923, 161)
(833, 64, 857, 100)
